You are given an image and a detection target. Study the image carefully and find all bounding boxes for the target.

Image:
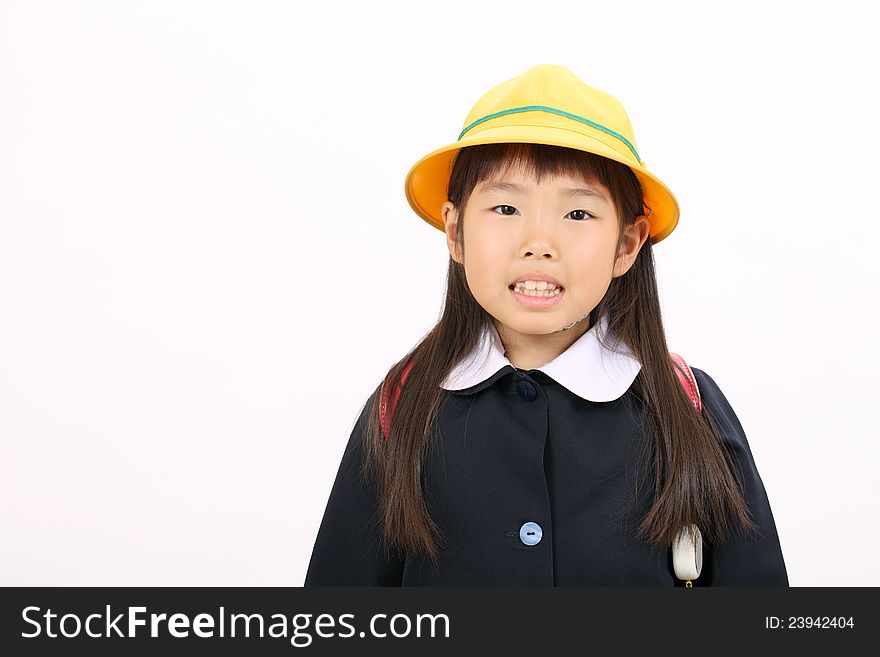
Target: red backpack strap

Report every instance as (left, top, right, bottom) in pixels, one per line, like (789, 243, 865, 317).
(379, 360, 415, 439)
(669, 352, 705, 585)
(670, 352, 702, 413)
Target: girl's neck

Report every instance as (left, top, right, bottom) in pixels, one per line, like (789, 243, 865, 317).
(495, 318, 593, 371)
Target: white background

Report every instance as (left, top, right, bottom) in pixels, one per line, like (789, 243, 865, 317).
(1, 0, 877, 586)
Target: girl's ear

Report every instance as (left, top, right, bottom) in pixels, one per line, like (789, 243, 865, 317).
(441, 201, 463, 264)
(612, 215, 651, 278)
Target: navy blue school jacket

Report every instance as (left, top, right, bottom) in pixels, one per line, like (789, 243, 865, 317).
(304, 317, 789, 586)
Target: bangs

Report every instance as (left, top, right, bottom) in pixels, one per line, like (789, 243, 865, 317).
(463, 143, 608, 192)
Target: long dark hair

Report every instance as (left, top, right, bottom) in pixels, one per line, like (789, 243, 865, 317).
(360, 142, 758, 566)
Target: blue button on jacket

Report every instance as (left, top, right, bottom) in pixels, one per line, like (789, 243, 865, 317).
(304, 317, 789, 586)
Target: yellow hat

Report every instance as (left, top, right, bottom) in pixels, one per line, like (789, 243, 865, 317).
(404, 64, 680, 244)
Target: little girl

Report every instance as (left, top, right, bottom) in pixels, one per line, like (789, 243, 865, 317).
(304, 64, 789, 586)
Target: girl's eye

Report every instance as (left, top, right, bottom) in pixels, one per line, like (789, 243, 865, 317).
(492, 205, 519, 216)
(490, 205, 595, 221)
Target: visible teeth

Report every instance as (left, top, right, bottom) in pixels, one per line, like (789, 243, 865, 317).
(512, 285, 563, 297)
(514, 280, 558, 291)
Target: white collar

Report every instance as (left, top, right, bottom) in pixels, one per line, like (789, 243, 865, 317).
(440, 314, 642, 402)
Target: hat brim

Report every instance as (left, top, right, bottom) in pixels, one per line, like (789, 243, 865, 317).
(404, 123, 680, 244)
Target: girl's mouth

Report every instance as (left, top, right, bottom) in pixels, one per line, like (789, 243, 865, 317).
(508, 283, 565, 309)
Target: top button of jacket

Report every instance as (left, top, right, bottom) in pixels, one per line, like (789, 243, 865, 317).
(516, 380, 537, 402)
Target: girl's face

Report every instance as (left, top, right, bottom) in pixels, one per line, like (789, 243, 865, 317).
(441, 165, 650, 353)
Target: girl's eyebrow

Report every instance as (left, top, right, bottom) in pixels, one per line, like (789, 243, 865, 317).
(477, 181, 609, 204)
